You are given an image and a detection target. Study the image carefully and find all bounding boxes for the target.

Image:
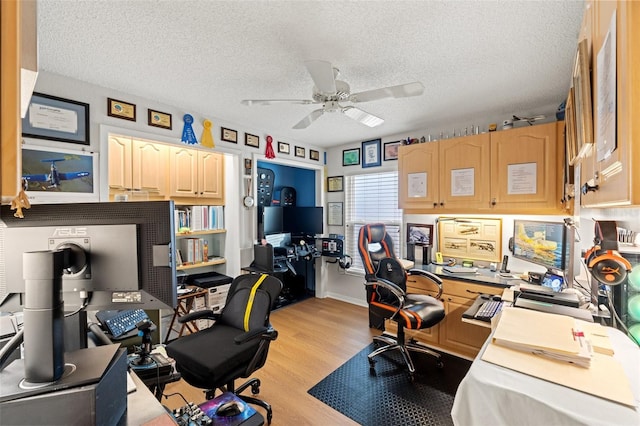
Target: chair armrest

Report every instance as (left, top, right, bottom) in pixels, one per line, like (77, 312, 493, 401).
(407, 269, 443, 299)
(364, 278, 405, 322)
(234, 326, 278, 344)
(177, 309, 221, 323)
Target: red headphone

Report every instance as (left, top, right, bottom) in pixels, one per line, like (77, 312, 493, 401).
(584, 221, 632, 285)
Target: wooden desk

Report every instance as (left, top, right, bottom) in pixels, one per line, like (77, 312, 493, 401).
(164, 287, 209, 343)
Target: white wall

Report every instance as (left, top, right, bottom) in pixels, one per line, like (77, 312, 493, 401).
(30, 71, 327, 280)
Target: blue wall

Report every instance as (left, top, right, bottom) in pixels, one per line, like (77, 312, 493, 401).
(257, 161, 316, 206)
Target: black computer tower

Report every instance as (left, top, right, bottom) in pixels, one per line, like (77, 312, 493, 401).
(612, 251, 640, 342)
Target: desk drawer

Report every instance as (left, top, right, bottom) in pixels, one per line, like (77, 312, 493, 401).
(442, 279, 502, 299)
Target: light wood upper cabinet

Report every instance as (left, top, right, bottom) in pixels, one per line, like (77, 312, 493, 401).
(490, 122, 558, 211)
(108, 136, 133, 190)
(580, 0, 640, 208)
(399, 122, 562, 214)
(131, 139, 168, 194)
(398, 143, 439, 209)
(169, 147, 224, 203)
(440, 134, 491, 210)
(108, 136, 167, 194)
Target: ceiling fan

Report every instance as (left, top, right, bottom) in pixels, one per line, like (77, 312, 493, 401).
(241, 60, 425, 129)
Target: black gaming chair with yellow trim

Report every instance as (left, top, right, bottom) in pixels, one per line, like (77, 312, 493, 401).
(358, 223, 445, 377)
(166, 274, 282, 424)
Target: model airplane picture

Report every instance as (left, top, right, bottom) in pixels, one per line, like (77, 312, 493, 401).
(23, 158, 90, 190)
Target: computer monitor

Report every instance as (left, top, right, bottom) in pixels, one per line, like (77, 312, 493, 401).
(262, 206, 283, 236)
(0, 201, 177, 312)
(283, 207, 323, 236)
(512, 220, 568, 274)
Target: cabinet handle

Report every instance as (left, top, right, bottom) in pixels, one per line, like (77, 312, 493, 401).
(491, 198, 497, 206)
(433, 202, 438, 208)
(439, 202, 444, 206)
(466, 289, 483, 295)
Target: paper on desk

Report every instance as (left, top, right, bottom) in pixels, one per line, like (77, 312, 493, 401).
(575, 320, 615, 356)
(482, 341, 635, 406)
(492, 307, 593, 366)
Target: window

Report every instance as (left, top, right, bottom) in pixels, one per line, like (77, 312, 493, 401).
(345, 171, 402, 272)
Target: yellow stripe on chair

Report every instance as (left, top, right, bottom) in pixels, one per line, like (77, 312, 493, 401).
(244, 274, 269, 331)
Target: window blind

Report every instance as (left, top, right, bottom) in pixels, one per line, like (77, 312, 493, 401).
(345, 171, 402, 272)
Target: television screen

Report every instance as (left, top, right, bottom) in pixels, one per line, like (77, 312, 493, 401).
(262, 206, 283, 236)
(512, 220, 567, 272)
(283, 207, 323, 236)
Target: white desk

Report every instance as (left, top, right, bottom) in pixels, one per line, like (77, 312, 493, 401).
(451, 327, 640, 426)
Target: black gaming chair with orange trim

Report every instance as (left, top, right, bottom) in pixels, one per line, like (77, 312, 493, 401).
(358, 223, 446, 376)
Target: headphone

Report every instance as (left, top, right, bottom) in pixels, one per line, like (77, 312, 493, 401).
(584, 221, 631, 286)
(338, 254, 352, 270)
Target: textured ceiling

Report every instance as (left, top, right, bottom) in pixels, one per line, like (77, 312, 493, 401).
(36, 0, 584, 148)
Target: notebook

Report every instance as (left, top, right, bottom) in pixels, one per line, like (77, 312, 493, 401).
(443, 266, 478, 274)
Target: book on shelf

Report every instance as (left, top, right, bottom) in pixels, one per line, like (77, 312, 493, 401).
(175, 205, 225, 233)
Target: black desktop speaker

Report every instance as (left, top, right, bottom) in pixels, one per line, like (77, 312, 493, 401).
(280, 186, 296, 206)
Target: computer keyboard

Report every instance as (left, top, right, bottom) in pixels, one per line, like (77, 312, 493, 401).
(96, 309, 149, 339)
(474, 300, 504, 321)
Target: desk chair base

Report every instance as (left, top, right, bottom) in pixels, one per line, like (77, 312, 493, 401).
(207, 378, 273, 424)
(370, 330, 443, 378)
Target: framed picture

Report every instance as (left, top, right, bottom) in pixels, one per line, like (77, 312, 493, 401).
(327, 176, 344, 192)
(147, 109, 172, 130)
(310, 149, 320, 161)
(362, 139, 381, 168)
(221, 127, 238, 143)
(327, 202, 344, 226)
(565, 87, 578, 166)
(278, 141, 290, 154)
(22, 92, 90, 145)
(245, 133, 260, 148)
(295, 146, 305, 158)
(384, 141, 401, 161)
(342, 148, 360, 166)
(406, 223, 434, 246)
(437, 217, 502, 263)
(21, 143, 98, 204)
(573, 39, 593, 161)
(107, 98, 136, 121)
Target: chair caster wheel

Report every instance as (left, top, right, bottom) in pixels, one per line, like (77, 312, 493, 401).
(436, 360, 444, 369)
(251, 382, 260, 395)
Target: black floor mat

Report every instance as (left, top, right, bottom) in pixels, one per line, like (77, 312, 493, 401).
(308, 343, 471, 426)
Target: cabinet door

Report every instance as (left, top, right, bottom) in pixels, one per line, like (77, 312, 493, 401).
(198, 151, 224, 201)
(108, 136, 132, 189)
(581, 1, 640, 207)
(169, 146, 198, 197)
(439, 294, 492, 357)
(132, 139, 168, 194)
(490, 122, 558, 211)
(439, 134, 491, 210)
(398, 143, 439, 210)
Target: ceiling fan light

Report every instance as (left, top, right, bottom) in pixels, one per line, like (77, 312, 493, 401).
(342, 107, 384, 127)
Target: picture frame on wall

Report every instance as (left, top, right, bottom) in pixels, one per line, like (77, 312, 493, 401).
(573, 38, 593, 161)
(245, 133, 260, 148)
(147, 109, 172, 130)
(327, 202, 344, 226)
(383, 141, 401, 161)
(327, 176, 344, 192)
(278, 141, 290, 154)
(22, 92, 90, 145)
(565, 87, 578, 165)
(221, 127, 238, 143)
(107, 98, 136, 121)
(362, 138, 381, 168)
(21, 143, 99, 204)
(295, 146, 305, 158)
(342, 148, 360, 166)
(310, 149, 320, 161)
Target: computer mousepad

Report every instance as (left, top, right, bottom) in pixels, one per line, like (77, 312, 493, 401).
(0, 343, 120, 403)
(199, 391, 258, 425)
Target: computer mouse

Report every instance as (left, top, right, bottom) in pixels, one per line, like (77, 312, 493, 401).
(216, 401, 244, 417)
(492, 295, 502, 301)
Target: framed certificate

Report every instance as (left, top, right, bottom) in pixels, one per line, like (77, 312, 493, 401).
(327, 176, 344, 192)
(22, 93, 90, 145)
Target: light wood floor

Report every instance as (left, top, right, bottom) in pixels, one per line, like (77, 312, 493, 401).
(162, 297, 380, 425)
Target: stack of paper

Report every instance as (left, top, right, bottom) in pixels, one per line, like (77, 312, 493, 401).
(491, 307, 593, 367)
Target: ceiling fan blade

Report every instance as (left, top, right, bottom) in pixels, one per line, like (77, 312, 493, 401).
(241, 99, 318, 106)
(349, 81, 424, 103)
(342, 106, 384, 127)
(292, 108, 325, 129)
(304, 60, 337, 94)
